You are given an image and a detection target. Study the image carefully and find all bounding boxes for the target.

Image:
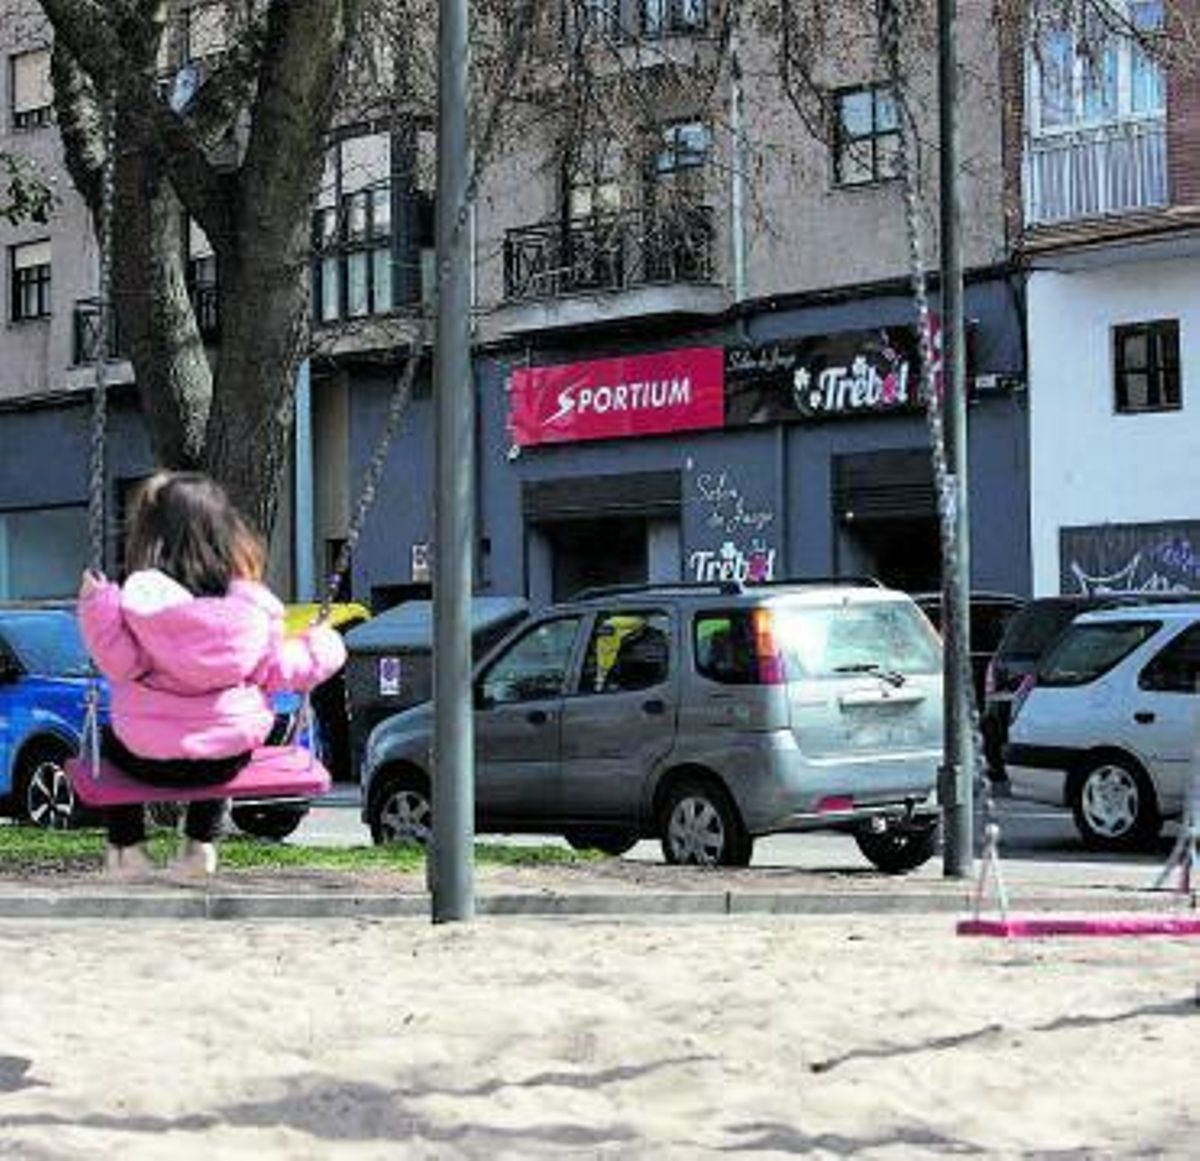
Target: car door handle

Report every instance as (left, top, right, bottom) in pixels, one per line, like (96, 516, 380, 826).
(1134, 710, 1155, 724)
(526, 709, 548, 725)
(641, 698, 666, 716)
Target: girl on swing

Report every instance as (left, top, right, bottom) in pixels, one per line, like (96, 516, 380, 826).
(78, 471, 347, 878)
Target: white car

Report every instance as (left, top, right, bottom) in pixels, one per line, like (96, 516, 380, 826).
(1006, 602, 1200, 850)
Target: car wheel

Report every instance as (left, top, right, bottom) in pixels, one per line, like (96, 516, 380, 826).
(660, 778, 752, 867)
(369, 773, 432, 846)
(20, 749, 82, 830)
(230, 803, 308, 841)
(147, 802, 184, 830)
(854, 819, 937, 874)
(1072, 758, 1160, 851)
(563, 829, 638, 857)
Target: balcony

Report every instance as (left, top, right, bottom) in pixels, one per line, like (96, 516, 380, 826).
(1023, 118, 1167, 227)
(503, 206, 715, 303)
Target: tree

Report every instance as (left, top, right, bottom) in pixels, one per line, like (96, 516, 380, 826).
(1, 150, 53, 225)
(39, 0, 370, 534)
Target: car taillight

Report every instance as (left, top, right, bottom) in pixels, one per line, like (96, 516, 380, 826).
(750, 608, 787, 685)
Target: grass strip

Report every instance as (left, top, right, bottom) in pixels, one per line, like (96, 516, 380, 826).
(0, 825, 600, 876)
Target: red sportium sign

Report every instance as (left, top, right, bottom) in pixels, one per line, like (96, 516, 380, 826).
(508, 347, 726, 447)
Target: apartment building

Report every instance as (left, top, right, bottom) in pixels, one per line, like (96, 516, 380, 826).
(343, 0, 1030, 604)
(1018, 0, 1200, 596)
(0, 1, 1031, 605)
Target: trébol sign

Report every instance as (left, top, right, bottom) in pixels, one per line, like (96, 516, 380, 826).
(725, 324, 934, 425)
(506, 324, 937, 448)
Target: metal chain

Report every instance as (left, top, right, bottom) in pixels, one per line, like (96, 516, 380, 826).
(87, 88, 118, 575)
(879, 3, 992, 825)
(315, 317, 432, 623)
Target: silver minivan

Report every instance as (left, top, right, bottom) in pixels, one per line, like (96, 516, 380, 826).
(361, 580, 944, 870)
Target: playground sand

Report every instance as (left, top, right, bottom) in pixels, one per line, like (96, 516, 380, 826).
(0, 912, 1196, 1157)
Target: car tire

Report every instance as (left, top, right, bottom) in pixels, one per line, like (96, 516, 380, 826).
(230, 803, 308, 841)
(854, 819, 938, 874)
(1071, 757, 1160, 851)
(660, 778, 753, 868)
(19, 746, 83, 830)
(563, 829, 638, 857)
(369, 771, 433, 846)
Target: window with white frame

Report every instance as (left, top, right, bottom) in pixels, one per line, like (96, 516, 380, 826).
(312, 133, 394, 323)
(832, 85, 900, 186)
(11, 240, 50, 321)
(1030, 0, 1165, 133)
(566, 137, 622, 219)
(11, 49, 52, 130)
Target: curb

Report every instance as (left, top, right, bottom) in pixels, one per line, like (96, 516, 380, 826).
(0, 887, 1190, 921)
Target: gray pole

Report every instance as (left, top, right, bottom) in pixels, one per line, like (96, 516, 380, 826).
(431, 0, 475, 921)
(938, 0, 974, 876)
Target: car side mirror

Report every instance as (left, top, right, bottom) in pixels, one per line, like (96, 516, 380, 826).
(474, 686, 494, 711)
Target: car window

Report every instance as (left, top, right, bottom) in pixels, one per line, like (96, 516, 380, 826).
(694, 611, 759, 684)
(999, 602, 1086, 659)
(581, 611, 670, 694)
(1037, 620, 1161, 687)
(971, 603, 1022, 652)
(1139, 624, 1200, 693)
(777, 601, 941, 678)
(0, 613, 91, 677)
(479, 617, 580, 705)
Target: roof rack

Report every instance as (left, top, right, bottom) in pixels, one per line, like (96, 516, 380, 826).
(570, 581, 742, 601)
(569, 576, 883, 601)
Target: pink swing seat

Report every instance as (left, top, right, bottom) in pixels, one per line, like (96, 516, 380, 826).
(66, 748, 332, 809)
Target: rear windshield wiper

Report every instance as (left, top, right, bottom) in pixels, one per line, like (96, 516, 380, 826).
(832, 663, 907, 687)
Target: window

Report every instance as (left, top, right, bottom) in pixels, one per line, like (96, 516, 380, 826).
(479, 618, 581, 705)
(183, 3, 227, 62)
(1114, 319, 1180, 413)
(581, 611, 670, 693)
(1037, 620, 1161, 687)
(567, 138, 622, 219)
(646, 121, 712, 280)
(312, 132, 395, 323)
(186, 219, 219, 339)
(832, 86, 900, 186)
(1031, 1, 1165, 132)
(11, 49, 51, 130)
(0, 507, 87, 600)
(11, 240, 50, 320)
(642, 0, 708, 37)
(1139, 625, 1200, 693)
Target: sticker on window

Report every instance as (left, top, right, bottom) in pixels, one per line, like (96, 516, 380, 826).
(378, 656, 402, 697)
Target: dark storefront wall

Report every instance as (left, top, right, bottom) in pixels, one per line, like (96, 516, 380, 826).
(0, 392, 154, 596)
(347, 274, 1031, 606)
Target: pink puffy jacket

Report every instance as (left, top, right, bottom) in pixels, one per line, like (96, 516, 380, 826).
(78, 569, 347, 761)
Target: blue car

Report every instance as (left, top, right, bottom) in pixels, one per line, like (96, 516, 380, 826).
(0, 604, 97, 828)
(0, 603, 318, 836)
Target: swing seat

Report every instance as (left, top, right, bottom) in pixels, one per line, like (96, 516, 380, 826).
(958, 914, 1200, 938)
(66, 748, 331, 809)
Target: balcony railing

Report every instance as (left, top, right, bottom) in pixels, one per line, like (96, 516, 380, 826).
(71, 298, 120, 366)
(503, 206, 714, 303)
(1023, 118, 1167, 226)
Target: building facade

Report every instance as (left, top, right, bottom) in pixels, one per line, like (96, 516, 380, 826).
(1018, 0, 1200, 596)
(1, 0, 1032, 606)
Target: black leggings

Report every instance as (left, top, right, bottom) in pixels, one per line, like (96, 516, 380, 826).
(102, 729, 250, 848)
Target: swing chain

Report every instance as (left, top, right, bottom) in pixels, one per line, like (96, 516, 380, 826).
(87, 86, 119, 576)
(880, 0, 993, 837)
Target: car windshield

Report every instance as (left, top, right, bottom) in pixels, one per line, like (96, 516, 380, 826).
(1037, 620, 1161, 687)
(0, 611, 92, 677)
(775, 600, 942, 678)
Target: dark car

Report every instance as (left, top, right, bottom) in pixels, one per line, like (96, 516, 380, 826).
(912, 591, 1025, 706)
(982, 591, 1200, 779)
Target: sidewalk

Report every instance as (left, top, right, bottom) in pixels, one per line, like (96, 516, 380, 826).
(0, 848, 1192, 921)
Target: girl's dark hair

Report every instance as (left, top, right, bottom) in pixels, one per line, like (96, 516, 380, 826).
(125, 472, 265, 596)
